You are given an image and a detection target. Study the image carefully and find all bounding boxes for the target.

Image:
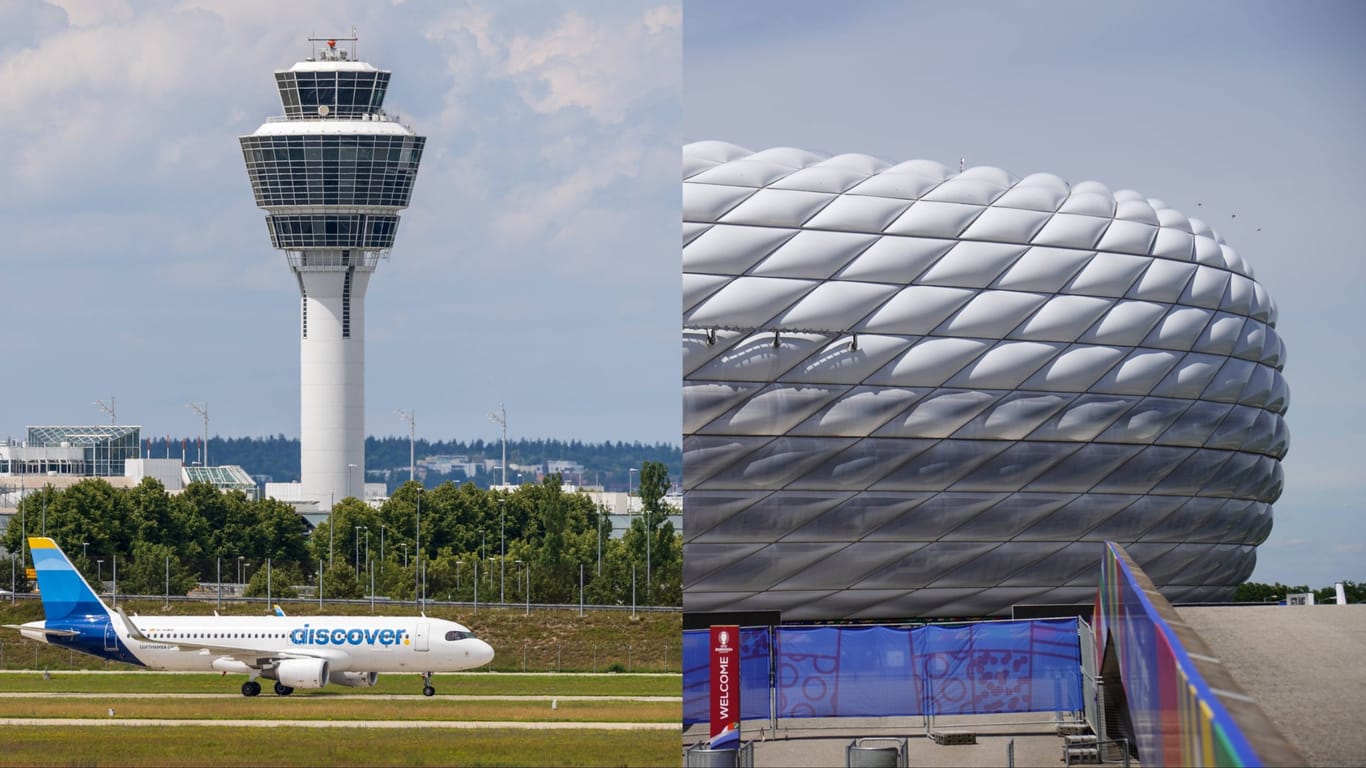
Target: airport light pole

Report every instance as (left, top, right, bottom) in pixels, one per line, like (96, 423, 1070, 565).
(96, 560, 103, 594)
(347, 463, 357, 500)
(515, 560, 528, 616)
(395, 409, 416, 485)
(628, 468, 637, 496)
(354, 526, 364, 575)
(380, 524, 386, 576)
(499, 499, 505, 604)
(237, 556, 244, 588)
(400, 543, 408, 568)
(82, 541, 88, 560)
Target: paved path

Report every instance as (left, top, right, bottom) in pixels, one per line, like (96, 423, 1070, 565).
(1, 718, 676, 729)
(1177, 604, 1366, 767)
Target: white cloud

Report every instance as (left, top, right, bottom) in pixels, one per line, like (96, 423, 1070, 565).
(45, 0, 135, 27)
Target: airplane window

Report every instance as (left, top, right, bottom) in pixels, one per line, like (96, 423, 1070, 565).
(444, 630, 474, 641)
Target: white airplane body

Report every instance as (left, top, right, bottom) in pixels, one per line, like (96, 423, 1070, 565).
(8, 537, 494, 696)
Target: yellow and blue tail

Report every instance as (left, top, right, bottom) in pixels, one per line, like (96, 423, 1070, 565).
(28, 537, 112, 623)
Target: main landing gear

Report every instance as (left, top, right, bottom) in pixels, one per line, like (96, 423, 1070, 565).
(422, 672, 436, 697)
(239, 679, 293, 697)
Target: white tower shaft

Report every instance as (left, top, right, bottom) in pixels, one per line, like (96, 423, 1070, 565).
(297, 262, 371, 503)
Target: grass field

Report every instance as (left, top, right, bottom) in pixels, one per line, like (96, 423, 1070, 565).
(0, 671, 683, 766)
(1, 727, 680, 767)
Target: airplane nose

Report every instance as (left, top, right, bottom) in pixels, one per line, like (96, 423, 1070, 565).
(475, 640, 494, 666)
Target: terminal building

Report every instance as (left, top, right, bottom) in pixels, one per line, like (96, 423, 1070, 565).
(1, 426, 256, 527)
(682, 142, 1289, 620)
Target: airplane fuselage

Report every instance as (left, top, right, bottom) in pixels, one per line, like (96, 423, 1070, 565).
(23, 613, 490, 675)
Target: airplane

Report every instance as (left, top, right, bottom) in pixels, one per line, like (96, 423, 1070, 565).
(6, 537, 494, 697)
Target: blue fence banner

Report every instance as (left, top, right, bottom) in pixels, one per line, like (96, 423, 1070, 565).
(684, 626, 771, 726)
(684, 619, 1082, 726)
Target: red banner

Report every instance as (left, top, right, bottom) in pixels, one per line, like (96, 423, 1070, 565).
(709, 625, 740, 742)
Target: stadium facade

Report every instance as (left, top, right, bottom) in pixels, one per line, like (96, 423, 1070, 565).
(682, 141, 1289, 620)
(240, 39, 425, 509)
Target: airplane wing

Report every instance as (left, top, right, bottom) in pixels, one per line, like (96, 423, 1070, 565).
(114, 608, 348, 666)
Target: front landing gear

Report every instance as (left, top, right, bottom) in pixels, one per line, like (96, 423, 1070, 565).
(241, 680, 261, 697)
(422, 672, 435, 697)
(274, 682, 294, 696)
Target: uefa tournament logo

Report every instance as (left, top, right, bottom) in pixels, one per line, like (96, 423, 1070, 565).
(715, 629, 732, 653)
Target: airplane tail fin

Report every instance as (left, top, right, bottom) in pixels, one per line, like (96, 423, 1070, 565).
(27, 537, 111, 622)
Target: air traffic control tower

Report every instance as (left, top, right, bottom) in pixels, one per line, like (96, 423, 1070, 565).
(240, 38, 425, 508)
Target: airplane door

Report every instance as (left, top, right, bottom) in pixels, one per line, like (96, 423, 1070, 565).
(415, 623, 429, 652)
(104, 623, 117, 652)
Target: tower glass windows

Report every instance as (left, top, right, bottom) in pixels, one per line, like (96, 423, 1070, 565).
(241, 135, 424, 209)
(275, 71, 391, 119)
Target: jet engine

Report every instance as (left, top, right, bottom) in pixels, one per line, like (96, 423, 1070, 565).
(272, 658, 329, 689)
(329, 670, 379, 688)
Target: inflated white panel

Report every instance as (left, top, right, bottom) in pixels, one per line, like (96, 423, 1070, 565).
(1142, 306, 1214, 351)
(993, 247, 1095, 292)
(1181, 265, 1232, 309)
(1126, 258, 1197, 303)
(1067, 252, 1151, 297)
(719, 187, 835, 228)
(683, 382, 765, 433)
(1031, 212, 1110, 249)
(1012, 294, 1114, 342)
(682, 273, 731, 314)
(782, 334, 913, 384)
(683, 222, 712, 247)
(869, 337, 991, 387)
(804, 193, 913, 233)
(700, 384, 846, 435)
(917, 241, 1027, 288)
(1197, 313, 1245, 357)
(752, 230, 878, 280)
(938, 290, 1048, 339)
(959, 205, 1052, 243)
(857, 285, 976, 334)
(683, 183, 758, 223)
(1152, 353, 1224, 398)
(768, 165, 872, 194)
(1096, 219, 1158, 256)
(1090, 349, 1183, 395)
(789, 387, 925, 436)
(773, 281, 898, 331)
(885, 201, 984, 238)
(683, 224, 796, 275)
(684, 276, 814, 328)
(1023, 344, 1126, 391)
(683, 142, 1288, 620)
(947, 341, 1065, 389)
(838, 236, 957, 284)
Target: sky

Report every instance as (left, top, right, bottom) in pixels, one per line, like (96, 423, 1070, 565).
(0, 0, 680, 447)
(683, 0, 1366, 586)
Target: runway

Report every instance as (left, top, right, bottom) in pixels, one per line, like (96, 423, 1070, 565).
(0, 718, 676, 729)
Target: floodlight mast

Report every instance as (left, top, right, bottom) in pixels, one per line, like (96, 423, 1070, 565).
(395, 409, 416, 485)
(240, 36, 425, 509)
(95, 397, 116, 425)
(488, 403, 507, 486)
(186, 401, 208, 466)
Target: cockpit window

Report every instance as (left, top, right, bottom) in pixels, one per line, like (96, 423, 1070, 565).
(445, 630, 474, 641)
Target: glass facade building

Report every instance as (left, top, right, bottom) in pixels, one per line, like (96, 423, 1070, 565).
(682, 142, 1289, 620)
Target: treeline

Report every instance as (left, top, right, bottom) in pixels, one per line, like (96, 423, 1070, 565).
(175, 435, 681, 491)
(2, 463, 681, 607)
(1234, 580, 1364, 604)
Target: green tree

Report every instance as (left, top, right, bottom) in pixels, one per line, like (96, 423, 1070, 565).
(321, 562, 363, 600)
(245, 560, 303, 600)
(117, 541, 198, 598)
